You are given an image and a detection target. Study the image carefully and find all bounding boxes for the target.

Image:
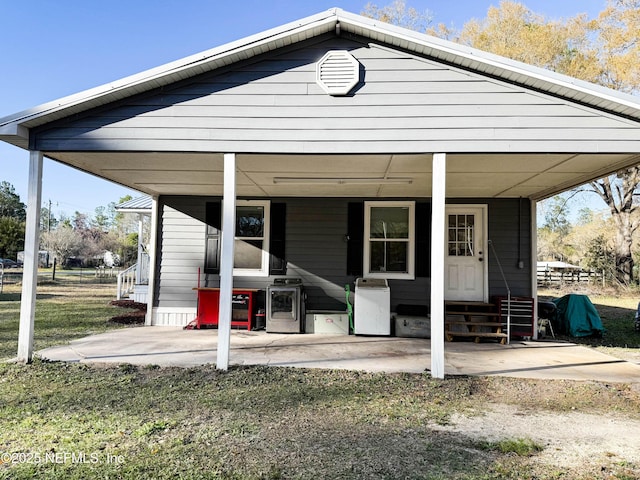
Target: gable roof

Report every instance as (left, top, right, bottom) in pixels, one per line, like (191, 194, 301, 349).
(2, 7, 640, 150)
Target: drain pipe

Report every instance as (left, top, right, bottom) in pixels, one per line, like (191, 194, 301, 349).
(488, 239, 511, 345)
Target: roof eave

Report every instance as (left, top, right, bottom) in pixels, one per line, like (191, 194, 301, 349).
(0, 123, 29, 149)
(115, 208, 151, 214)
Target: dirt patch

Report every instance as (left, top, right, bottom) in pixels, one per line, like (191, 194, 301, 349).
(433, 403, 640, 476)
(108, 299, 146, 325)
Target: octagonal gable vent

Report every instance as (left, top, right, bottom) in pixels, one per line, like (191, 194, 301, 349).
(316, 50, 360, 96)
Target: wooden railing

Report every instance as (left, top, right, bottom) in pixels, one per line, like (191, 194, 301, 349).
(117, 264, 137, 300)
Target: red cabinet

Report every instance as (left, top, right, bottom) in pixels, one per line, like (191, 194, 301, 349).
(188, 288, 259, 331)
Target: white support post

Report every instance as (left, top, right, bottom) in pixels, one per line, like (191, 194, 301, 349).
(136, 213, 144, 285)
(217, 153, 236, 371)
(17, 151, 43, 363)
(430, 153, 446, 379)
(144, 197, 159, 326)
(531, 200, 539, 339)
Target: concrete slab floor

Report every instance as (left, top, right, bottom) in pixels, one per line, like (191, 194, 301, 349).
(37, 326, 640, 383)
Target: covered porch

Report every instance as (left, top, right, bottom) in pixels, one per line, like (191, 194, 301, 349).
(12, 147, 636, 378)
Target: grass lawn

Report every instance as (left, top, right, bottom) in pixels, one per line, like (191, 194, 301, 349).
(538, 286, 640, 363)
(1, 361, 639, 479)
(1, 278, 639, 479)
(0, 272, 129, 361)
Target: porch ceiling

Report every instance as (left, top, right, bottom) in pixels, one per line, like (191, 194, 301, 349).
(49, 151, 640, 200)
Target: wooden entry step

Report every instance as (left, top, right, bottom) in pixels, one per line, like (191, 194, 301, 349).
(445, 311, 500, 318)
(444, 300, 506, 344)
(445, 320, 501, 327)
(445, 300, 495, 309)
(446, 331, 508, 343)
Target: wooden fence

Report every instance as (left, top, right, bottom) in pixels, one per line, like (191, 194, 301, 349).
(537, 268, 603, 286)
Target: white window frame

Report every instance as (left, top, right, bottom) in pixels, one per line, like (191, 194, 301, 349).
(363, 201, 415, 280)
(233, 200, 270, 277)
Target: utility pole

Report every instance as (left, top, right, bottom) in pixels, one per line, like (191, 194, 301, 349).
(45, 199, 52, 268)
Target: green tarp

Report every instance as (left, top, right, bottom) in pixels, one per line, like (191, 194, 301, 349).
(552, 294, 605, 337)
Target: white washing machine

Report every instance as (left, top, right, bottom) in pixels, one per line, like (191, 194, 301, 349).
(354, 278, 390, 335)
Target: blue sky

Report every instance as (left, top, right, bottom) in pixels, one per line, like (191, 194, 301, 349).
(0, 0, 607, 219)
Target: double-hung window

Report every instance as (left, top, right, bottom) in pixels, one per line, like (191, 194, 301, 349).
(205, 200, 272, 277)
(234, 200, 270, 276)
(363, 201, 415, 280)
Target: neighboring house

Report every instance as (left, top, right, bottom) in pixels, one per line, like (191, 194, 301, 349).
(3, 9, 640, 376)
(17, 251, 49, 268)
(537, 261, 582, 272)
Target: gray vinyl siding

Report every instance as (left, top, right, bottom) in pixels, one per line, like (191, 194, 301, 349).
(154, 196, 531, 312)
(33, 37, 640, 154)
(155, 197, 206, 309)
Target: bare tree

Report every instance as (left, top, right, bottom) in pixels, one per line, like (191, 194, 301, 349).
(361, 0, 433, 32)
(41, 226, 82, 268)
(589, 166, 640, 284)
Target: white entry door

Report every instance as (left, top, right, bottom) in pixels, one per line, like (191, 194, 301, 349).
(444, 205, 488, 301)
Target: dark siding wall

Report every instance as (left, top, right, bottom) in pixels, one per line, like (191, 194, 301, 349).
(155, 196, 531, 311)
(286, 199, 350, 310)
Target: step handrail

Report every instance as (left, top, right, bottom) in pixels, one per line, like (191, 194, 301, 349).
(488, 239, 511, 344)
